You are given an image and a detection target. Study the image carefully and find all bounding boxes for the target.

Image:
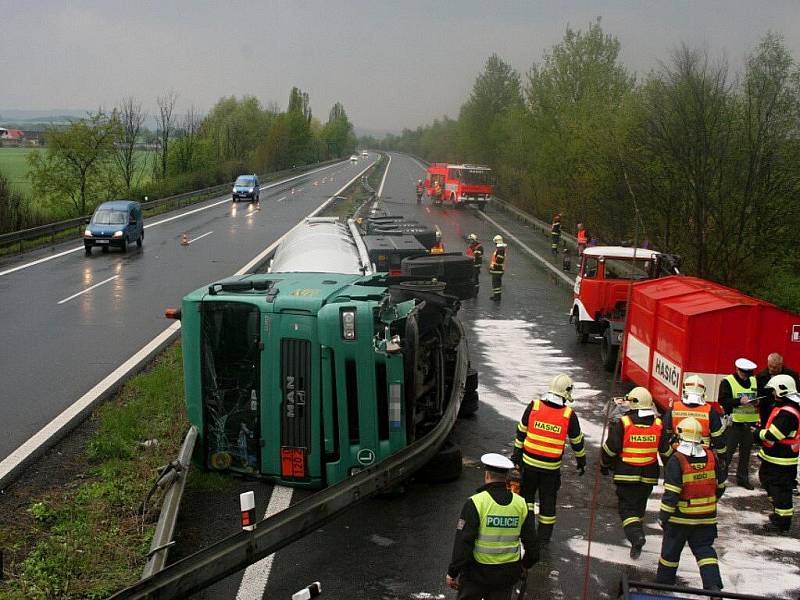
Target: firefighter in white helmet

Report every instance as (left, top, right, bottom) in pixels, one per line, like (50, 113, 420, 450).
(662, 375, 727, 468)
(601, 387, 668, 559)
(512, 374, 586, 544)
(657, 416, 726, 592)
(757, 374, 800, 533)
(489, 235, 507, 301)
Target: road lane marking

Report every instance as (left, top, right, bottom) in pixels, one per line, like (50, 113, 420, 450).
(377, 153, 392, 197)
(0, 161, 347, 279)
(277, 196, 286, 203)
(477, 211, 574, 285)
(57, 275, 119, 305)
(235, 485, 294, 600)
(186, 231, 213, 244)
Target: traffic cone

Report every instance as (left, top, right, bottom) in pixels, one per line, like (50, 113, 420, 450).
(291, 188, 295, 195)
(314, 180, 319, 186)
(181, 233, 189, 246)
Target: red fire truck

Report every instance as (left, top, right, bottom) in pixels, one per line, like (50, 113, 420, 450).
(424, 163, 493, 211)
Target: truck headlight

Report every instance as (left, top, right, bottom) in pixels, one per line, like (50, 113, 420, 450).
(84, 229, 92, 237)
(341, 308, 356, 340)
(113, 230, 124, 238)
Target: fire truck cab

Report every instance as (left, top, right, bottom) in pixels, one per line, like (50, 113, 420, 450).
(425, 163, 494, 211)
(571, 246, 679, 370)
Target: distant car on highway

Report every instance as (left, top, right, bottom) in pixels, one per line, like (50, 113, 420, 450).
(232, 174, 260, 202)
(84, 200, 143, 255)
(361, 150, 368, 157)
(349, 154, 359, 163)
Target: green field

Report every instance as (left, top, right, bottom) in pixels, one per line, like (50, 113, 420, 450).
(0, 147, 36, 195)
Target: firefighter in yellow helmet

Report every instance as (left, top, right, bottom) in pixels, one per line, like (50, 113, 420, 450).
(601, 387, 668, 558)
(657, 416, 726, 593)
(489, 235, 507, 301)
(512, 374, 586, 543)
(465, 233, 484, 290)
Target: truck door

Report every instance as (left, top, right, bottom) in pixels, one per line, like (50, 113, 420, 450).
(200, 301, 261, 475)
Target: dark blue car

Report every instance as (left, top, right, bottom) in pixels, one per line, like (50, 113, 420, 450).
(84, 200, 144, 254)
(232, 174, 260, 202)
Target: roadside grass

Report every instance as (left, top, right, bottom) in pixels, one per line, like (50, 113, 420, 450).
(324, 154, 386, 220)
(0, 344, 188, 600)
(0, 147, 36, 196)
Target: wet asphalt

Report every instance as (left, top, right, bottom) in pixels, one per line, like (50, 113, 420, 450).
(173, 153, 798, 600)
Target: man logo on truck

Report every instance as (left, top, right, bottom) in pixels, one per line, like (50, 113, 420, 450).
(285, 375, 306, 419)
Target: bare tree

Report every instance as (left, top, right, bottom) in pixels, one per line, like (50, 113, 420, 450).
(156, 91, 178, 178)
(174, 105, 202, 173)
(113, 96, 147, 193)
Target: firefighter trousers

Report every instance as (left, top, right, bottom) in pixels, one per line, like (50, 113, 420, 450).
(759, 460, 795, 530)
(616, 483, 652, 547)
(550, 233, 560, 255)
(728, 422, 754, 483)
(656, 523, 722, 590)
(520, 467, 561, 541)
(490, 271, 503, 299)
(473, 264, 481, 287)
(456, 578, 513, 600)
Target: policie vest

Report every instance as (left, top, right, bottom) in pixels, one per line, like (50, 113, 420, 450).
(670, 451, 718, 526)
(620, 415, 662, 466)
(758, 404, 800, 466)
(523, 399, 571, 470)
(470, 490, 527, 565)
(671, 401, 712, 445)
(724, 375, 758, 423)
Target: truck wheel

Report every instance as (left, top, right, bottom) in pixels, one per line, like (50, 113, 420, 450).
(120, 238, 127, 253)
(575, 317, 588, 344)
(601, 330, 619, 372)
(137, 231, 143, 248)
(458, 389, 479, 418)
(415, 440, 463, 483)
(466, 367, 478, 393)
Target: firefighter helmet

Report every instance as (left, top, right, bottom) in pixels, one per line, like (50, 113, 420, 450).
(682, 375, 707, 405)
(547, 373, 574, 404)
(435, 229, 442, 241)
(468, 233, 478, 242)
(493, 235, 504, 244)
(765, 374, 800, 404)
(625, 387, 654, 411)
(676, 416, 704, 444)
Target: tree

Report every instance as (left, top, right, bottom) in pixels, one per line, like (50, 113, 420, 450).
(28, 112, 119, 216)
(156, 91, 178, 178)
(112, 96, 147, 193)
(172, 105, 202, 174)
(322, 102, 356, 158)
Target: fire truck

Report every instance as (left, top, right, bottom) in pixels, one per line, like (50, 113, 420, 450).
(424, 163, 494, 211)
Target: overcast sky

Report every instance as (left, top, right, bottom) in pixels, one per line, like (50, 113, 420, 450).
(2, 1, 799, 132)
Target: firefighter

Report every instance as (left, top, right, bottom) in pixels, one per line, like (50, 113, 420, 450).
(656, 416, 726, 593)
(489, 235, 507, 301)
(719, 357, 759, 489)
(512, 374, 586, 544)
(662, 375, 727, 468)
(550, 214, 562, 256)
(433, 179, 443, 205)
(466, 233, 484, 287)
(415, 179, 424, 202)
(430, 229, 445, 254)
(576, 223, 588, 255)
(447, 453, 539, 600)
(600, 387, 667, 559)
(756, 374, 800, 533)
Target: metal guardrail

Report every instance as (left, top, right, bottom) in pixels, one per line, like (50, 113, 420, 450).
(108, 320, 468, 600)
(0, 160, 341, 254)
(142, 426, 198, 578)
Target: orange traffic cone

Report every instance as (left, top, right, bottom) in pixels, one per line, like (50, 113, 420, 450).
(181, 233, 189, 246)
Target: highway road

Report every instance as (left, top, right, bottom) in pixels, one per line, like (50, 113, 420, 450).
(0, 156, 376, 464)
(173, 152, 799, 599)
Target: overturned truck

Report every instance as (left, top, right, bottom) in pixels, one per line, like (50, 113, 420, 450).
(170, 216, 476, 488)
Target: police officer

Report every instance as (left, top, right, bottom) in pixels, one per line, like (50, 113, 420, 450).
(512, 374, 586, 544)
(447, 453, 538, 600)
(466, 233, 484, 288)
(662, 375, 727, 468)
(489, 235, 507, 301)
(656, 417, 726, 593)
(600, 387, 668, 559)
(719, 357, 759, 489)
(757, 374, 800, 533)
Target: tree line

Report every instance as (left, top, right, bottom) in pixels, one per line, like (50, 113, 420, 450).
(374, 21, 800, 310)
(0, 88, 356, 233)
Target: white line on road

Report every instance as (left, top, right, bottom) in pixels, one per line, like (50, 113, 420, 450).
(377, 153, 392, 198)
(235, 485, 294, 600)
(477, 211, 574, 286)
(57, 275, 119, 305)
(187, 231, 213, 244)
(0, 161, 346, 279)
(277, 196, 286, 203)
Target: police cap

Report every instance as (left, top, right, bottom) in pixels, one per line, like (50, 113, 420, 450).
(735, 357, 757, 372)
(481, 453, 514, 472)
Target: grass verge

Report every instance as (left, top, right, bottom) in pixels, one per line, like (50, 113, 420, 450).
(0, 344, 188, 599)
(323, 154, 386, 220)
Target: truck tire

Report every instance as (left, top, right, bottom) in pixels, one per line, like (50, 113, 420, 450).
(458, 389, 479, 418)
(466, 367, 479, 393)
(574, 313, 588, 344)
(601, 329, 619, 372)
(415, 440, 463, 483)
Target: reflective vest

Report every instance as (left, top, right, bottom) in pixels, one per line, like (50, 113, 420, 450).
(758, 404, 800, 466)
(523, 399, 571, 470)
(470, 490, 527, 565)
(672, 451, 718, 525)
(431, 242, 445, 254)
(725, 375, 759, 423)
(620, 415, 662, 466)
(577, 230, 588, 245)
(467, 243, 484, 265)
(490, 248, 506, 274)
(671, 402, 711, 445)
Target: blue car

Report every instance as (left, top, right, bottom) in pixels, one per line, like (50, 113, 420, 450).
(232, 174, 260, 202)
(84, 200, 144, 255)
